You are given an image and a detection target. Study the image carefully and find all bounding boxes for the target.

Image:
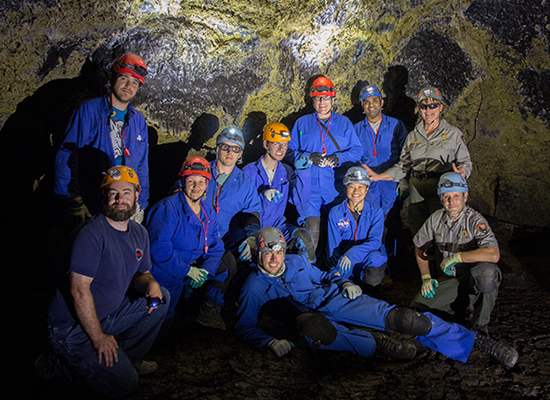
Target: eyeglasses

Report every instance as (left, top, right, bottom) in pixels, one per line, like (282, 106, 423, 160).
(269, 142, 289, 149)
(116, 62, 148, 78)
(313, 96, 333, 103)
(419, 103, 440, 110)
(218, 143, 242, 153)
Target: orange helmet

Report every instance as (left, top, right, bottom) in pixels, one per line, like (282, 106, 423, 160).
(101, 166, 140, 192)
(178, 156, 212, 182)
(310, 76, 335, 97)
(112, 53, 148, 85)
(263, 122, 291, 142)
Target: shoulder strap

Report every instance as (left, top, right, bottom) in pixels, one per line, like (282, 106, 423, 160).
(319, 120, 341, 152)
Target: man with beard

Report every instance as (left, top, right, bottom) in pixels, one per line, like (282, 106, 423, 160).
(410, 172, 501, 335)
(242, 122, 316, 261)
(147, 156, 232, 327)
(45, 166, 169, 398)
(55, 53, 150, 226)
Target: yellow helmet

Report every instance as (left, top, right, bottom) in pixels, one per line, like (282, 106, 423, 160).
(263, 122, 291, 142)
(101, 166, 140, 192)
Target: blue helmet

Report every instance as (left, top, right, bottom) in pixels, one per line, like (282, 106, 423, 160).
(343, 166, 371, 187)
(437, 172, 468, 195)
(216, 127, 245, 150)
(360, 85, 382, 101)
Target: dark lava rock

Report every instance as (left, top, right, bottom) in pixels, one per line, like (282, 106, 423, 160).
(517, 68, 550, 126)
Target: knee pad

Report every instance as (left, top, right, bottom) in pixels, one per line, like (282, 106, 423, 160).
(471, 263, 500, 293)
(363, 264, 387, 286)
(296, 312, 337, 345)
(290, 228, 316, 261)
(304, 217, 321, 247)
(385, 307, 432, 336)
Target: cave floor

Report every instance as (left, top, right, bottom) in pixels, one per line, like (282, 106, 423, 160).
(4, 220, 550, 400)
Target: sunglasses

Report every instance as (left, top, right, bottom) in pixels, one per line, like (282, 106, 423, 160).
(218, 144, 242, 153)
(419, 103, 440, 110)
(117, 62, 148, 78)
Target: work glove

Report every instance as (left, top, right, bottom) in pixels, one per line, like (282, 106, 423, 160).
(268, 339, 294, 357)
(421, 274, 439, 298)
(440, 252, 461, 277)
(238, 237, 256, 261)
(262, 189, 283, 203)
(309, 153, 326, 167)
(66, 196, 92, 223)
(131, 205, 145, 224)
(338, 256, 352, 275)
(324, 154, 339, 167)
(342, 283, 362, 300)
(294, 155, 312, 170)
(187, 267, 208, 289)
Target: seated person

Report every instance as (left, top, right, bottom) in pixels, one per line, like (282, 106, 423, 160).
(242, 122, 315, 261)
(147, 156, 234, 330)
(235, 227, 517, 369)
(46, 166, 169, 398)
(411, 172, 501, 335)
(327, 166, 388, 291)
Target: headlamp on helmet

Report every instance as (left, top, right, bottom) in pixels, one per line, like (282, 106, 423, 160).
(437, 172, 468, 195)
(343, 166, 371, 187)
(101, 166, 141, 192)
(263, 122, 291, 142)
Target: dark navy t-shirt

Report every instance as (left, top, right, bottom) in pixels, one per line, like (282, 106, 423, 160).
(48, 214, 151, 328)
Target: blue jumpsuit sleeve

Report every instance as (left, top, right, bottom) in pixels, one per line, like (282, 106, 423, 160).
(332, 119, 363, 165)
(378, 120, 408, 171)
(200, 210, 224, 276)
(146, 200, 192, 280)
(235, 276, 276, 348)
(54, 103, 97, 198)
(286, 163, 311, 206)
(132, 114, 150, 209)
(344, 207, 385, 266)
(288, 119, 308, 163)
(241, 176, 262, 237)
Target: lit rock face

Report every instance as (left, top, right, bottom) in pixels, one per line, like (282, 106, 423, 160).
(0, 0, 548, 226)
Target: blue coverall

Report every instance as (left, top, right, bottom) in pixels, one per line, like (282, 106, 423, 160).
(354, 114, 407, 215)
(327, 200, 387, 281)
(288, 112, 363, 224)
(147, 191, 224, 319)
(242, 156, 311, 238)
(204, 161, 262, 250)
(55, 96, 149, 211)
(236, 254, 477, 362)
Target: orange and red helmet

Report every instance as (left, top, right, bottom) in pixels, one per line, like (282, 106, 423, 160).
(178, 155, 212, 182)
(310, 76, 335, 97)
(112, 53, 148, 85)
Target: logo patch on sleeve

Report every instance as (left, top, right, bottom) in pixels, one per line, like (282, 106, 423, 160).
(136, 249, 143, 260)
(476, 223, 488, 234)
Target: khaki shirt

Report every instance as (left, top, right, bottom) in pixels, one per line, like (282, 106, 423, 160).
(413, 205, 499, 258)
(386, 119, 472, 181)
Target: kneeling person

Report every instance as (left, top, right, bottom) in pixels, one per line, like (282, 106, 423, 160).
(411, 172, 501, 334)
(327, 166, 387, 289)
(46, 166, 169, 398)
(236, 227, 517, 368)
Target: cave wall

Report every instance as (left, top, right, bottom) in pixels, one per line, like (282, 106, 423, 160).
(0, 0, 549, 226)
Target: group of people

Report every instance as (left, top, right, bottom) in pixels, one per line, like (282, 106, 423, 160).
(43, 53, 517, 397)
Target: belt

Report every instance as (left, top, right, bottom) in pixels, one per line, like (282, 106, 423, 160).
(411, 170, 442, 180)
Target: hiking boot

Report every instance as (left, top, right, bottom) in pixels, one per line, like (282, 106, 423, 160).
(133, 360, 159, 376)
(474, 335, 518, 368)
(472, 324, 489, 337)
(372, 332, 416, 360)
(197, 300, 226, 330)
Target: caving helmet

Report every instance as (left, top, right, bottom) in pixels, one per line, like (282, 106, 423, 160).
(437, 172, 468, 195)
(310, 76, 336, 97)
(263, 122, 291, 143)
(112, 53, 148, 85)
(343, 166, 371, 187)
(101, 166, 140, 192)
(179, 155, 212, 182)
(256, 227, 287, 253)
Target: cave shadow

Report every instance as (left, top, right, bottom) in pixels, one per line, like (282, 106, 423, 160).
(343, 79, 370, 124)
(241, 111, 267, 166)
(381, 65, 417, 132)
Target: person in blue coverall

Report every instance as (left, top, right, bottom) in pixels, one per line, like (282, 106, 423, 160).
(55, 54, 150, 225)
(327, 166, 387, 290)
(354, 85, 408, 215)
(147, 156, 234, 329)
(236, 227, 518, 368)
(242, 122, 316, 261)
(287, 76, 363, 248)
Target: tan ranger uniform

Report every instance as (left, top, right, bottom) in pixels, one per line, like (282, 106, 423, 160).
(385, 119, 472, 235)
(410, 205, 501, 327)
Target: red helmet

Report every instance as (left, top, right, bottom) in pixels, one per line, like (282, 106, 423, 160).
(310, 76, 335, 97)
(112, 53, 148, 85)
(178, 156, 212, 182)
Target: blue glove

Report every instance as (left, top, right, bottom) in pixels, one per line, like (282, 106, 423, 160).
(263, 189, 282, 203)
(440, 253, 461, 277)
(338, 256, 352, 275)
(342, 283, 362, 300)
(421, 274, 439, 298)
(294, 155, 312, 170)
